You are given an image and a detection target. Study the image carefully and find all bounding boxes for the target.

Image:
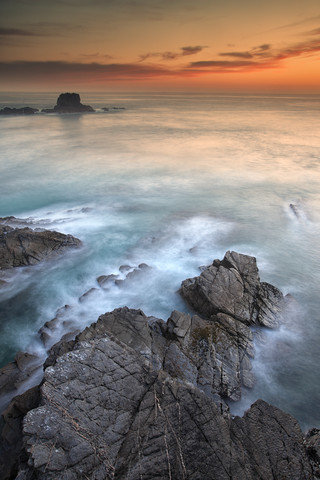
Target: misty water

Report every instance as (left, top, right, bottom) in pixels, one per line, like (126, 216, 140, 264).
(0, 92, 320, 431)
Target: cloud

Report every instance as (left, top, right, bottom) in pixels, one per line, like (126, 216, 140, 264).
(181, 46, 204, 56)
(303, 27, 320, 36)
(0, 27, 40, 36)
(268, 15, 320, 32)
(0, 60, 177, 83)
(191, 35, 320, 74)
(139, 45, 206, 62)
(219, 52, 253, 59)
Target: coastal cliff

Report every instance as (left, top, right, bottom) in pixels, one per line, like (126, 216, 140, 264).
(1, 251, 319, 479)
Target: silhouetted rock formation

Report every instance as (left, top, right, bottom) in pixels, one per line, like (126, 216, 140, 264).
(0, 107, 38, 115)
(42, 93, 94, 113)
(1, 252, 319, 479)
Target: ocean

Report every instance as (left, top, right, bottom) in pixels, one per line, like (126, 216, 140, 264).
(0, 92, 319, 431)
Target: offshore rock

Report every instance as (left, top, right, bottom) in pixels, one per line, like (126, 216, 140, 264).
(0, 220, 82, 270)
(42, 93, 94, 113)
(10, 306, 317, 479)
(180, 250, 286, 328)
(0, 107, 38, 115)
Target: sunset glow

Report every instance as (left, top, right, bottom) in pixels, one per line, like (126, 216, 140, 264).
(1, 0, 320, 92)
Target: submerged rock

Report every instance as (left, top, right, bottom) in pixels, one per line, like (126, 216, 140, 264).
(42, 93, 94, 114)
(0, 219, 82, 270)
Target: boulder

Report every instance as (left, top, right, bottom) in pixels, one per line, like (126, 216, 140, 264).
(42, 93, 94, 113)
(0, 220, 82, 270)
(179, 250, 286, 328)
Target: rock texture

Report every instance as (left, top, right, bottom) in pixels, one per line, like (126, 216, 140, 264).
(42, 93, 94, 114)
(9, 306, 318, 479)
(1, 252, 319, 479)
(0, 218, 82, 270)
(180, 250, 286, 328)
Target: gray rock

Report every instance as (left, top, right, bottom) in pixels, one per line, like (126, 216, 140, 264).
(15, 307, 316, 479)
(0, 220, 82, 270)
(96, 273, 119, 287)
(179, 250, 285, 328)
(1, 251, 318, 479)
(0, 386, 40, 480)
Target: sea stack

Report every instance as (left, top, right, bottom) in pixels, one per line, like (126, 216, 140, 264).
(42, 93, 94, 114)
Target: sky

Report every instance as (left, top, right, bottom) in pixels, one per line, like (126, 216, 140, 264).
(1, 0, 320, 93)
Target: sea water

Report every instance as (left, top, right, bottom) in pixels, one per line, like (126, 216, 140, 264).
(0, 92, 320, 431)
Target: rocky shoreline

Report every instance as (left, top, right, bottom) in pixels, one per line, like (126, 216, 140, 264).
(0, 225, 319, 479)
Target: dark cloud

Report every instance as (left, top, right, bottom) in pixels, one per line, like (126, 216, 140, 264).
(189, 36, 320, 73)
(190, 60, 256, 69)
(0, 60, 177, 82)
(219, 51, 253, 59)
(0, 27, 39, 36)
(303, 27, 320, 36)
(139, 45, 205, 62)
(256, 44, 271, 51)
(181, 46, 205, 56)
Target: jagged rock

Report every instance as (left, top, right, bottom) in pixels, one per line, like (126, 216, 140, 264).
(42, 93, 94, 114)
(12, 307, 316, 479)
(0, 352, 42, 411)
(0, 220, 82, 270)
(1, 252, 319, 479)
(0, 386, 40, 480)
(180, 250, 285, 328)
(0, 107, 38, 115)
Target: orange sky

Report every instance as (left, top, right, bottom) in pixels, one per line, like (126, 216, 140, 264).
(1, 0, 320, 92)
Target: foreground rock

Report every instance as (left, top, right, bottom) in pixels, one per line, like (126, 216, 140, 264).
(180, 250, 286, 328)
(0, 218, 82, 270)
(1, 252, 319, 479)
(4, 306, 316, 479)
(0, 107, 38, 115)
(42, 93, 94, 114)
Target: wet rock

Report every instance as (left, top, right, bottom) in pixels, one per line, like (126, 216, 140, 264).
(0, 220, 82, 270)
(96, 274, 119, 288)
(78, 287, 98, 303)
(14, 307, 316, 479)
(0, 352, 42, 412)
(42, 93, 94, 113)
(0, 107, 38, 115)
(119, 264, 132, 273)
(0, 386, 40, 480)
(180, 250, 285, 328)
(2, 251, 319, 479)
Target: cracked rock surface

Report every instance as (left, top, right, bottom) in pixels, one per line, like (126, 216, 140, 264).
(1, 252, 319, 479)
(180, 250, 287, 328)
(0, 219, 82, 270)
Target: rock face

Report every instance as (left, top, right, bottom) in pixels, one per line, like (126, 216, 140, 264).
(9, 306, 317, 479)
(0, 218, 82, 270)
(1, 252, 319, 479)
(42, 93, 94, 113)
(0, 107, 38, 115)
(180, 250, 286, 328)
